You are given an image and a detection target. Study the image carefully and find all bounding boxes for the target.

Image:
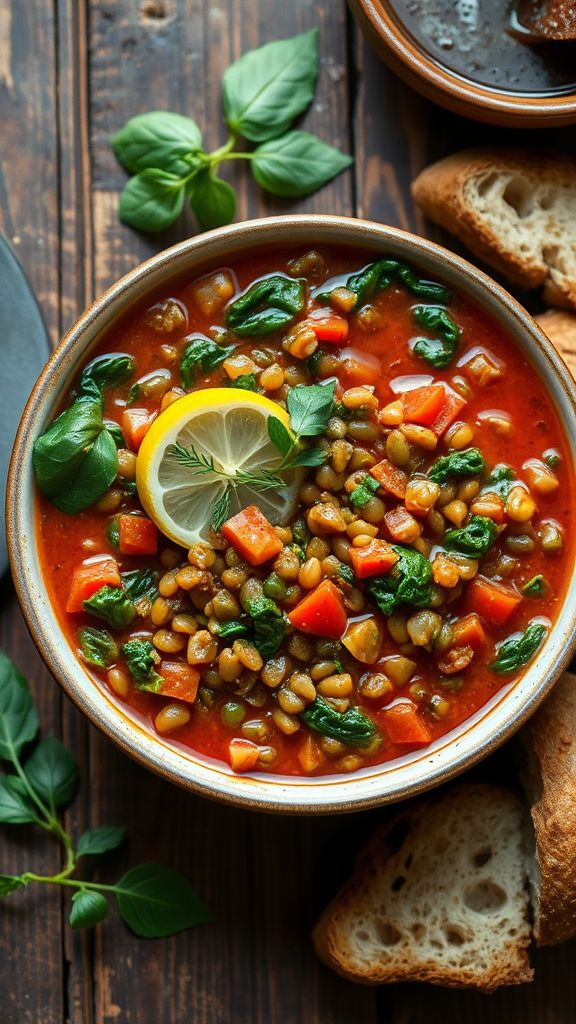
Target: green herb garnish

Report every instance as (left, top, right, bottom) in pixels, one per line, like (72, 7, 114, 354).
(243, 595, 285, 660)
(226, 274, 305, 337)
(522, 575, 547, 597)
(122, 639, 163, 692)
(443, 516, 497, 558)
(483, 464, 515, 499)
(300, 696, 377, 747)
(349, 474, 380, 508)
(180, 335, 236, 387)
(230, 373, 259, 391)
(490, 622, 548, 674)
(83, 586, 136, 630)
(428, 448, 485, 485)
(366, 545, 433, 615)
(316, 258, 450, 310)
(77, 627, 118, 670)
(412, 305, 462, 369)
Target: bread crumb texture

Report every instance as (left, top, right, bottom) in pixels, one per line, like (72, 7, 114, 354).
(313, 784, 533, 991)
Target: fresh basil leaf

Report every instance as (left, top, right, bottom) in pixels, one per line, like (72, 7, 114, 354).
(288, 446, 326, 468)
(112, 111, 202, 174)
(70, 890, 109, 929)
(428, 448, 486, 486)
(251, 130, 352, 198)
(222, 29, 318, 142)
(490, 622, 548, 675)
(444, 515, 497, 558)
(286, 381, 335, 436)
(180, 335, 236, 387)
(122, 640, 163, 692)
(522, 575, 547, 597)
(79, 354, 135, 396)
(119, 169, 185, 233)
(301, 697, 376, 747)
(115, 863, 212, 937)
(267, 416, 293, 456)
(77, 825, 126, 857)
(366, 545, 432, 615)
(0, 651, 39, 762)
(58, 428, 119, 517)
(121, 569, 159, 605)
(226, 274, 305, 337)
(77, 627, 119, 670)
(0, 776, 38, 824)
(413, 336, 455, 369)
(84, 586, 136, 630)
(104, 421, 125, 449)
(188, 169, 236, 230)
(24, 736, 78, 809)
(0, 874, 25, 898)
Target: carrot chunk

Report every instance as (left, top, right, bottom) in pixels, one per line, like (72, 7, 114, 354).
(288, 579, 348, 639)
(118, 514, 158, 556)
(158, 662, 200, 704)
(122, 408, 154, 451)
(229, 738, 261, 773)
(383, 506, 422, 543)
(221, 505, 283, 566)
(370, 458, 408, 499)
(401, 385, 446, 426)
(66, 556, 121, 613)
(349, 540, 399, 580)
(467, 576, 522, 627)
(430, 386, 467, 437)
(451, 612, 487, 651)
(381, 702, 432, 746)
(309, 314, 349, 344)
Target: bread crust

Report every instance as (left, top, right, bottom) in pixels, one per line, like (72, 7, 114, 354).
(535, 309, 576, 379)
(411, 149, 576, 309)
(313, 783, 533, 991)
(523, 672, 576, 946)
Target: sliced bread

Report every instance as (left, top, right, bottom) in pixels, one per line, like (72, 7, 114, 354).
(411, 149, 576, 309)
(535, 308, 576, 379)
(522, 671, 576, 946)
(313, 784, 533, 991)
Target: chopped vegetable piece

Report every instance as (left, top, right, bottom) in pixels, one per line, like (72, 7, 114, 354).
(342, 617, 383, 664)
(122, 408, 154, 451)
(349, 473, 381, 507)
(523, 575, 547, 597)
(370, 459, 408, 499)
(77, 626, 119, 669)
(309, 314, 349, 344)
(230, 373, 259, 392)
(467, 576, 522, 627)
(228, 738, 261, 772)
(221, 504, 283, 566)
(83, 586, 136, 630)
(366, 545, 432, 615)
(158, 662, 200, 704)
(383, 506, 421, 543)
(243, 595, 285, 658)
(401, 385, 446, 426)
(349, 540, 398, 580)
(66, 556, 121, 613)
(428, 448, 485, 485)
(381, 702, 432, 745)
(430, 387, 467, 437)
(118, 514, 158, 556)
(122, 639, 163, 691)
(300, 696, 377, 747)
(180, 335, 235, 387)
(450, 613, 486, 651)
(444, 516, 497, 558)
(226, 275, 305, 336)
(217, 620, 250, 641)
(121, 568, 159, 604)
(490, 622, 548, 675)
(288, 579, 348, 639)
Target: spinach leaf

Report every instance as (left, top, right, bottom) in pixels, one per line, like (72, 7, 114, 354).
(121, 569, 159, 605)
(83, 586, 136, 630)
(79, 354, 134, 396)
(217, 620, 250, 641)
(226, 274, 305, 336)
(180, 335, 236, 387)
(317, 258, 451, 310)
(428, 448, 486, 485)
(33, 397, 119, 515)
(412, 305, 461, 369)
(300, 697, 377, 747)
(222, 29, 318, 142)
(230, 373, 259, 392)
(366, 545, 433, 615)
(243, 595, 285, 659)
(122, 640, 163, 692)
(77, 627, 119, 669)
(490, 622, 548, 674)
(338, 562, 355, 584)
(286, 381, 335, 436)
(349, 474, 380, 508)
(252, 130, 352, 197)
(187, 168, 236, 231)
(119, 169, 185, 233)
(483, 464, 515, 499)
(522, 575, 547, 597)
(111, 111, 202, 174)
(444, 515, 497, 558)
(396, 264, 451, 302)
(104, 421, 125, 449)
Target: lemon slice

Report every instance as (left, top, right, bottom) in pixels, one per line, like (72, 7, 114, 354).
(136, 388, 299, 547)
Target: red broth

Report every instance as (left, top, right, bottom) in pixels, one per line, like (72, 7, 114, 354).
(36, 246, 575, 777)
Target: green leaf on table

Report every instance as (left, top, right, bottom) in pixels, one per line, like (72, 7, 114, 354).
(119, 169, 185, 233)
(24, 736, 78, 809)
(115, 863, 212, 937)
(188, 169, 236, 230)
(77, 825, 127, 857)
(0, 651, 39, 762)
(180, 335, 236, 387)
(0, 776, 38, 824)
(0, 874, 25, 898)
(222, 29, 318, 142)
(252, 130, 352, 198)
(70, 890, 109, 929)
(112, 111, 203, 174)
(286, 381, 336, 436)
(226, 274, 305, 337)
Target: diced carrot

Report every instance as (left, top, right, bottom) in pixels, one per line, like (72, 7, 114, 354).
(122, 408, 154, 451)
(370, 458, 408, 499)
(467, 576, 522, 627)
(309, 314, 349, 344)
(118, 514, 158, 556)
(66, 555, 121, 613)
(229, 738, 260, 773)
(451, 613, 487, 652)
(401, 385, 446, 426)
(221, 504, 283, 566)
(349, 540, 399, 580)
(383, 506, 422, 543)
(381, 702, 432, 746)
(159, 662, 200, 704)
(338, 347, 382, 386)
(430, 386, 467, 437)
(288, 579, 348, 639)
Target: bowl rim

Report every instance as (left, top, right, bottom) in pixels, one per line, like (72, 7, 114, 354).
(7, 213, 576, 814)
(349, 0, 576, 124)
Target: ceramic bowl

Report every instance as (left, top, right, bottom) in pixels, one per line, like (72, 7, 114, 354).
(349, 0, 576, 128)
(8, 215, 576, 813)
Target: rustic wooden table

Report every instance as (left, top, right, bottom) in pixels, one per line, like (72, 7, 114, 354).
(2, 2, 576, 1021)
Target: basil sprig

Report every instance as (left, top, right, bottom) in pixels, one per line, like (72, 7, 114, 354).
(112, 30, 352, 234)
(0, 650, 211, 936)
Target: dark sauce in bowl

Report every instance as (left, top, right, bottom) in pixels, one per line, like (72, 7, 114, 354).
(387, 0, 576, 94)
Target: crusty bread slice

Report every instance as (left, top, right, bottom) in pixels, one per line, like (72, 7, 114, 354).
(535, 308, 576, 379)
(313, 784, 533, 991)
(411, 150, 576, 309)
(522, 672, 576, 946)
